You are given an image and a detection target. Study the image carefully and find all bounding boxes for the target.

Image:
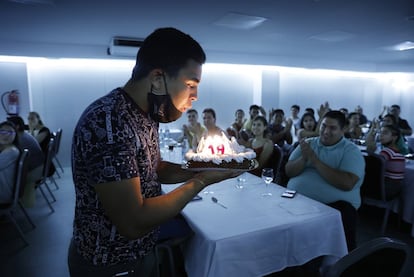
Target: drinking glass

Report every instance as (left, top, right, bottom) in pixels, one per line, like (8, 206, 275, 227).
(261, 168, 274, 196)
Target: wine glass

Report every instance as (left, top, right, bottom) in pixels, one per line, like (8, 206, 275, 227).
(261, 168, 274, 196)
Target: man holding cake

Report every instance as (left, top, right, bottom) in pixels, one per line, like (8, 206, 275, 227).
(69, 27, 240, 276)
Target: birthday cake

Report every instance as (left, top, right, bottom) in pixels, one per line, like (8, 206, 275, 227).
(183, 132, 257, 170)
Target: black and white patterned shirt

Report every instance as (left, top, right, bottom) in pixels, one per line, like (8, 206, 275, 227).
(71, 88, 160, 266)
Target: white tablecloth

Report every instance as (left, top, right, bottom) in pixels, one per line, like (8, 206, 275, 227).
(162, 173, 348, 277)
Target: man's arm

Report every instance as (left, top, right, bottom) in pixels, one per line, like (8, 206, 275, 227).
(95, 169, 239, 240)
(285, 156, 307, 177)
(399, 119, 412, 136)
(157, 161, 196, 184)
(310, 157, 359, 191)
(285, 141, 307, 177)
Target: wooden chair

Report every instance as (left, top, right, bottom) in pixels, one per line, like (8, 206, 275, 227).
(360, 153, 400, 234)
(0, 149, 35, 245)
(323, 237, 411, 277)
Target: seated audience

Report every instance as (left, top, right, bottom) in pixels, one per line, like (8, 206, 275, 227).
(248, 116, 274, 177)
(289, 104, 301, 142)
(226, 109, 245, 139)
(286, 110, 365, 251)
(7, 116, 45, 207)
(366, 124, 405, 199)
(178, 109, 205, 150)
(388, 104, 412, 137)
(268, 109, 293, 150)
(28, 111, 52, 154)
(380, 115, 409, 155)
(243, 105, 266, 137)
(297, 112, 318, 141)
(0, 121, 20, 203)
(201, 108, 225, 137)
(345, 112, 362, 139)
(355, 105, 368, 125)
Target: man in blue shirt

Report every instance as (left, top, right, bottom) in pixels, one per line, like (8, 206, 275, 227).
(286, 110, 365, 251)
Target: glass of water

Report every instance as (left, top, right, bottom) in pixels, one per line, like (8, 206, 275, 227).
(261, 168, 274, 196)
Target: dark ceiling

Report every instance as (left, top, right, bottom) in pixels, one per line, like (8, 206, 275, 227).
(0, 0, 413, 72)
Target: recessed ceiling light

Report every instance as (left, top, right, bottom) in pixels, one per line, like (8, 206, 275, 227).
(392, 41, 414, 51)
(310, 31, 355, 42)
(214, 12, 267, 30)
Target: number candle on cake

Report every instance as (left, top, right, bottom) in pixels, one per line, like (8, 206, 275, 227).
(183, 132, 257, 170)
(207, 135, 226, 155)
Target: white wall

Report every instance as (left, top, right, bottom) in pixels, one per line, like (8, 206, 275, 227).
(1, 59, 413, 168)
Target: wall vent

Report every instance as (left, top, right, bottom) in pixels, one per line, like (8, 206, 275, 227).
(107, 37, 144, 57)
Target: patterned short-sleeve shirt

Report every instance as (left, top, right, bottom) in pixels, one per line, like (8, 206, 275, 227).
(71, 88, 161, 266)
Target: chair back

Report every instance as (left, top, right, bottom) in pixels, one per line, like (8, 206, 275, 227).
(361, 153, 386, 201)
(269, 144, 284, 175)
(42, 137, 56, 178)
(323, 237, 411, 277)
(13, 149, 30, 203)
(53, 128, 62, 154)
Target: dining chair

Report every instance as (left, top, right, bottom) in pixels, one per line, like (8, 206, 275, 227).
(323, 237, 411, 277)
(360, 153, 400, 234)
(155, 235, 191, 277)
(269, 144, 284, 184)
(52, 128, 64, 174)
(0, 149, 35, 245)
(35, 137, 57, 213)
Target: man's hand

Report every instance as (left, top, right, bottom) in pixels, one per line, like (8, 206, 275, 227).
(194, 169, 241, 187)
(299, 139, 316, 164)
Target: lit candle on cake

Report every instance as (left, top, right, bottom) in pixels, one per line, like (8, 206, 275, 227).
(206, 135, 225, 155)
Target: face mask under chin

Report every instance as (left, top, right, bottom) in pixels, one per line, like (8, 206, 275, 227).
(147, 92, 182, 123)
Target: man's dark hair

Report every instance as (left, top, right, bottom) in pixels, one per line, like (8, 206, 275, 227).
(300, 112, 316, 129)
(186, 109, 198, 115)
(272, 109, 284, 117)
(391, 104, 400, 110)
(323, 110, 346, 129)
(132, 27, 206, 80)
(382, 124, 401, 140)
(203, 108, 216, 119)
(7, 116, 25, 132)
(347, 112, 359, 120)
(291, 104, 300, 111)
(249, 105, 260, 112)
(305, 107, 315, 115)
(383, 114, 397, 125)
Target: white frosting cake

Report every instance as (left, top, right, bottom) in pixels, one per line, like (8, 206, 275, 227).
(185, 132, 256, 165)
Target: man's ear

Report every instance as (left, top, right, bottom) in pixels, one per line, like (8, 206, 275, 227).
(150, 69, 164, 91)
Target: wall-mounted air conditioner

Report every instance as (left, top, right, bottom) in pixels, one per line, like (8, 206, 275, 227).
(107, 37, 144, 57)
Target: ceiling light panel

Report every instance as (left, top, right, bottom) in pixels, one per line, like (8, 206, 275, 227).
(214, 12, 267, 30)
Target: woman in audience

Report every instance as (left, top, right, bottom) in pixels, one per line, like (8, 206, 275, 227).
(28, 111, 52, 154)
(0, 121, 20, 203)
(249, 116, 274, 177)
(345, 112, 362, 139)
(366, 123, 405, 199)
(296, 112, 318, 141)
